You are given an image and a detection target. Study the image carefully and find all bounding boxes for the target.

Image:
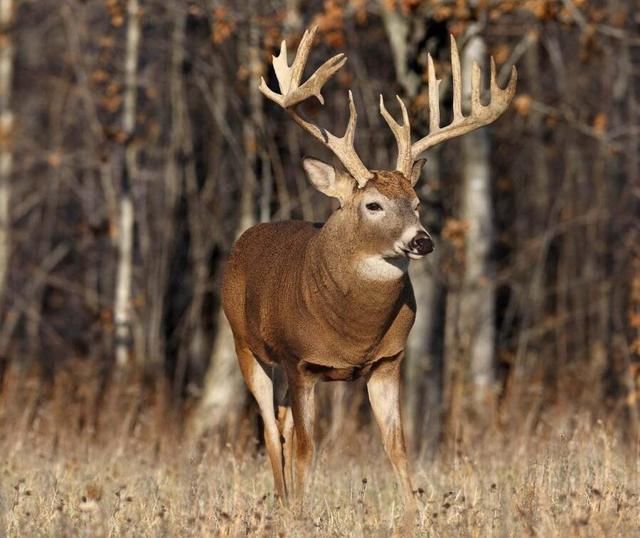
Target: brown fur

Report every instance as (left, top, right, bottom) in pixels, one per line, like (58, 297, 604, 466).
(222, 169, 421, 516)
(368, 169, 416, 199)
(241, 25, 514, 523)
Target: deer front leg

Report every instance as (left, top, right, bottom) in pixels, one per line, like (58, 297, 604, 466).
(287, 370, 317, 507)
(367, 354, 416, 516)
(235, 343, 287, 500)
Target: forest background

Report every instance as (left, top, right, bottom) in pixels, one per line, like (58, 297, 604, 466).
(0, 0, 639, 535)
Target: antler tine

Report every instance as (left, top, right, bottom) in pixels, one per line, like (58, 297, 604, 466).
(471, 59, 482, 115)
(259, 27, 373, 186)
(380, 94, 412, 179)
(427, 53, 441, 133)
(287, 90, 371, 187)
(272, 40, 291, 94)
(409, 34, 518, 160)
(344, 90, 358, 147)
(287, 27, 315, 93)
(451, 37, 463, 123)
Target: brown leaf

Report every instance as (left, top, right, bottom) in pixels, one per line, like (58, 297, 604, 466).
(212, 7, 235, 45)
(629, 312, 640, 329)
(625, 391, 637, 406)
(85, 483, 103, 502)
(513, 95, 532, 117)
(442, 218, 469, 250)
(592, 113, 607, 134)
(91, 69, 109, 84)
(609, 8, 627, 28)
(47, 152, 62, 168)
(523, 0, 549, 20)
(493, 44, 510, 65)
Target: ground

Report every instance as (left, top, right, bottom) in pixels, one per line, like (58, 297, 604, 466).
(1, 409, 638, 537)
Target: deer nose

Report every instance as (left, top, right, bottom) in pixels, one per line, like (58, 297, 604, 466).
(409, 231, 433, 255)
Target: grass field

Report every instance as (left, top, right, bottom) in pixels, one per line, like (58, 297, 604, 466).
(1, 368, 639, 536)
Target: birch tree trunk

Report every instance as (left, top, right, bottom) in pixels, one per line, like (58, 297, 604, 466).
(460, 30, 496, 408)
(379, 1, 446, 448)
(0, 0, 14, 311)
(114, 0, 140, 367)
(378, 4, 421, 97)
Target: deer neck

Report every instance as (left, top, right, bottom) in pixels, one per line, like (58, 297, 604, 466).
(300, 212, 408, 348)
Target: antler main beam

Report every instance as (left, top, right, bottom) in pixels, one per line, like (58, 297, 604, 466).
(381, 35, 518, 179)
(259, 26, 373, 187)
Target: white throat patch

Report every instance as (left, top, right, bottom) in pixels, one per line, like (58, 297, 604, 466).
(358, 255, 408, 281)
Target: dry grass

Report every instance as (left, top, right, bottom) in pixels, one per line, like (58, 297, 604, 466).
(0, 365, 639, 537)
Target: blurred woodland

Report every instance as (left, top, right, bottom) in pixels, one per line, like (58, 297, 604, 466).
(0, 0, 639, 454)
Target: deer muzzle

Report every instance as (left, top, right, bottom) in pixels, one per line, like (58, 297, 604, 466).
(408, 231, 434, 257)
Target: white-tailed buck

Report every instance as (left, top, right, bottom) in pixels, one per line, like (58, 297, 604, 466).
(223, 26, 516, 511)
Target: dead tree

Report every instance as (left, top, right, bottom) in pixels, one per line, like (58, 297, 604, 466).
(114, 0, 141, 367)
(0, 0, 14, 309)
(459, 28, 496, 409)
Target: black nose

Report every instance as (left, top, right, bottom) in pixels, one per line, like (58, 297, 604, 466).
(409, 231, 433, 255)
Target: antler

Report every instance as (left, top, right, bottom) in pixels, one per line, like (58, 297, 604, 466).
(379, 95, 412, 179)
(259, 26, 373, 187)
(381, 35, 518, 179)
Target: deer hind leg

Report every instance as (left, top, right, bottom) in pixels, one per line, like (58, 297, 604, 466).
(281, 405, 294, 497)
(367, 355, 416, 516)
(287, 371, 317, 506)
(235, 343, 286, 500)
(274, 369, 294, 498)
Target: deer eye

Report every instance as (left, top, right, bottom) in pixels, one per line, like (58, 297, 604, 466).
(366, 202, 383, 212)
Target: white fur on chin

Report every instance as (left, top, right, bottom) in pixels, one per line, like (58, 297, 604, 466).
(357, 255, 409, 281)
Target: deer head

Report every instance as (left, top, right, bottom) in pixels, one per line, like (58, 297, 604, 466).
(259, 26, 517, 266)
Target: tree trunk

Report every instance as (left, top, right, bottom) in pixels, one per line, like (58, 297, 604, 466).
(406, 154, 445, 455)
(114, 0, 140, 367)
(192, 7, 261, 436)
(0, 0, 14, 312)
(379, 2, 446, 450)
(510, 34, 549, 409)
(144, 6, 184, 372)
(378, 3, 422, 96)
(459, 29, 496, 409)
(175, 7, 212, 396)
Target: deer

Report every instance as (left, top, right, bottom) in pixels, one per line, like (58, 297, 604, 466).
(222, 26, 516, 514)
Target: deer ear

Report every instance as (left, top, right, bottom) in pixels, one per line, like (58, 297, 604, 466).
(409, 158, 427, 186)
(302, 158, 354, 206)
